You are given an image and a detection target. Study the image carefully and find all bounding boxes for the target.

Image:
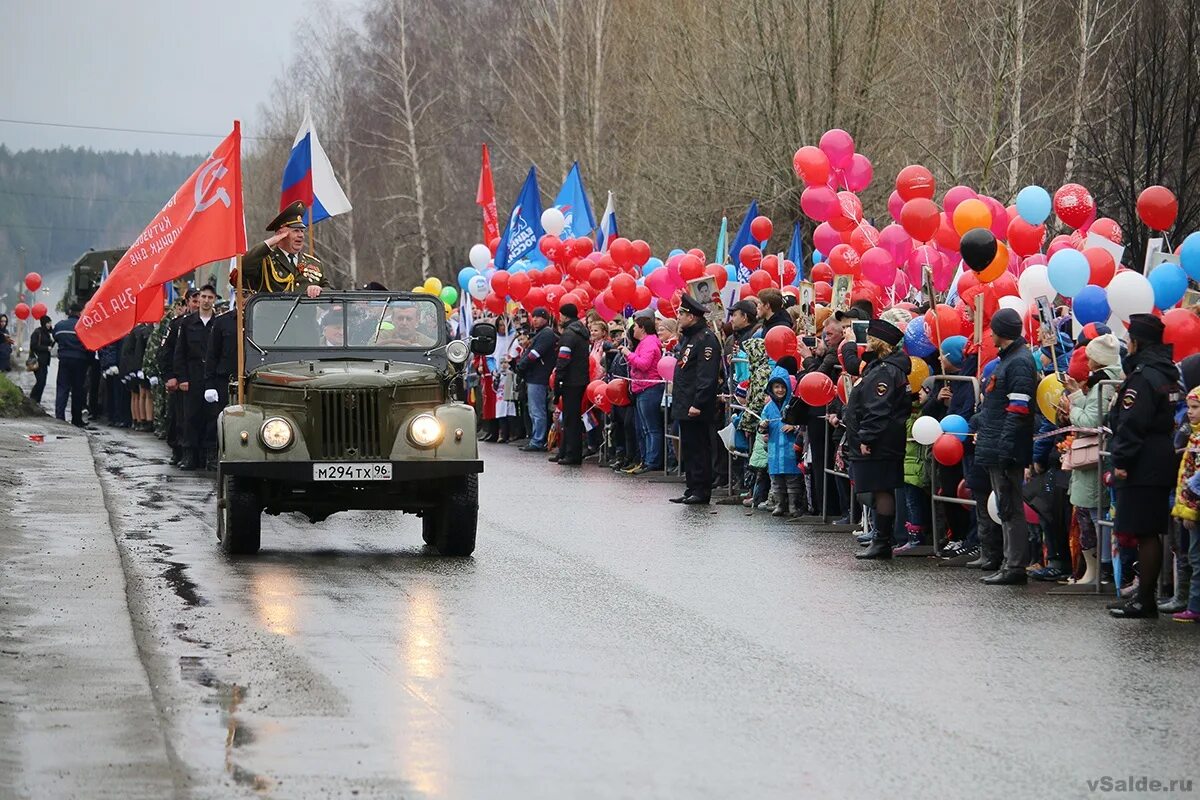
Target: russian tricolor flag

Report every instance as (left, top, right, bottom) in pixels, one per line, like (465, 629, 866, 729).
(279, 107, 352, 224)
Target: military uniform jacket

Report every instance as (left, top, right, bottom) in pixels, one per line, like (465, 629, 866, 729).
(843, 349, 912, 462)
(242, 241, 330, 294)
(1107, 344, 1181, 488)
(159, 314, 186, 381)
(204, 311, 238, 395)
(671, 321, 721, 421)
(173, 313, 216, 387)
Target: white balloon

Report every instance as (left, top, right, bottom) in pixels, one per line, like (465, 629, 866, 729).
(1106, 270, 1154, 322)
(467, 274, 489, 301)
(469, 243, 491, 271)
(541, 207, 566, 236)
(1107, 311, 1128, 340)
(912, 415, 943, 446)
(1018, 263, 1054, 305)
(998, 295, 1027, 318)
(987, 492, 1002, 524)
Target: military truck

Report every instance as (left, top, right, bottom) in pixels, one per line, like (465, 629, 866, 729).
(215, 291, 497, 556)
(61, 247, 129, 312)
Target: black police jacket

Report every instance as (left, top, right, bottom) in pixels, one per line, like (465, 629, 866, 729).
(973, 337, 1038, 468)
(173, 312, 215, 387)
(1107, 344, 1181, 488)
(204, 311, 238, 395)
(555, 318, 591, 387)
(843, 349, 912, 462)
(119, 324, 150, 378)
(671, 321, 721, 421)
(159, 314, 185, 380)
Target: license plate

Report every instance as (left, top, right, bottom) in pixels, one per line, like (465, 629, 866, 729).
(312, 462, 392, 481)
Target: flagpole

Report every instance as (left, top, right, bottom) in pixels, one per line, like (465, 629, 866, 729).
(308, 205, 315, 257)
(236, 255, 246, 406)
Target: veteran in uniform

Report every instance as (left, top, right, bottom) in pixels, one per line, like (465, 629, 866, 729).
(670, 293, 722, 505)
(240, 201, 330, 297)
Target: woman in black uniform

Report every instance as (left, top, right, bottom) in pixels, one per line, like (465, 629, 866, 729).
(843, 319, 912, 560)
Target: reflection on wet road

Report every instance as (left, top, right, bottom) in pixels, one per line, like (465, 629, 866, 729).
(91, 429, 1200, 798)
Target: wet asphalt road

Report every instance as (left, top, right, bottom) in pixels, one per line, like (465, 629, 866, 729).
(88, 427, 1198, 799)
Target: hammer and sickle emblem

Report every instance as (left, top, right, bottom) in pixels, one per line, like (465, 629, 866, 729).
(189, 159, 232, 219)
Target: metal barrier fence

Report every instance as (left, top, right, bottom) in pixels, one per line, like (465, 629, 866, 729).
(927, 375, 982, 557)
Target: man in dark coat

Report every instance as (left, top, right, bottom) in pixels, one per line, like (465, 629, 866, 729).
(551, 303, 591, 466)
(1107, 313, 1180, 618)
(161, 289, 197, 465)
(204, 302, 239, 407)
(52, 304, 94, 427)
(671, 293, 721, 505)
(515, 307, 558, 452)
(173, 285, 218, 470)
(972, 308, 1038, 585)
(239, 201, 330, 296)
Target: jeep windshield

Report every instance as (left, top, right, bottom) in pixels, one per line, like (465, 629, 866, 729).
(247, 295, 445, 350)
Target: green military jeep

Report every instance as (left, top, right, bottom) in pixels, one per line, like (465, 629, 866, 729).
(215, 291, 496, 556)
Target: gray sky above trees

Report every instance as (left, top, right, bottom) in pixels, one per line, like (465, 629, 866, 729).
(0, 0, 358, 154)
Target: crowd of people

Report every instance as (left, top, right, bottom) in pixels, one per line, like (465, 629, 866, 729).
(478, 287, 1200, 622)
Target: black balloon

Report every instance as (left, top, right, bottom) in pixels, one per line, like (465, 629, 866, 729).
(960, 227, 998, 272)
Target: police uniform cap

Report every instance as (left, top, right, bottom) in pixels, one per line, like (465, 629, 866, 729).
(267, 200, 309, 231)
(1127, 313, 1165, 344)
(867, 318, 903, 346)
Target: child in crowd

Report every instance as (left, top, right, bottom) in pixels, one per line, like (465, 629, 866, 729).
(896, 392, 931, 553)
(1171, 386, 1200, 622)
(761, 366, 803, 517)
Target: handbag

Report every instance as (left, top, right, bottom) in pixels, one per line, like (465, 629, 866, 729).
(1061, 433, 1100, 471)
(25, 355, 39, 372)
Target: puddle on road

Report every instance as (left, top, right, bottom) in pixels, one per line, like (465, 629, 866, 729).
(160, 561, 204, 607)
(180, 655, 272, 792)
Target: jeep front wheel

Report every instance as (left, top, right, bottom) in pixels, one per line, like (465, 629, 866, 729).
(422, 474, 478, 556)
(219, 476, 262, 555)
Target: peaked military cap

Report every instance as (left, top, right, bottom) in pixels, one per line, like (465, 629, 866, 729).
(267, 201, 309, 231)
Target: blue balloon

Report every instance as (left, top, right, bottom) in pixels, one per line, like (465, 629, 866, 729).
(725, 263, 739, 283)
(1016, 185, 1052, 225)
(668, 248, 685, 258)
(941, 413, 969, 441)
(1073, 284, 1110, 326)
(813, 250, 825, 264)
(643, 257, 664, 275)
(1047, 249, 1089, 297)
(458, 266, 479, 290)
(1149, 263, 1188, 310)
(1180, 232, 1200, 281)
(903, 316, 937, 358)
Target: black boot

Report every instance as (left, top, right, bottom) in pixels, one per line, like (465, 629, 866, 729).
(169, 446, 182, 467)
(178, 449, 198, 471)
(856, 516, 894, 560)
(204, 448, 218, 471)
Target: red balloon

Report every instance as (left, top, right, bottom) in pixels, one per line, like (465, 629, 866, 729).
(1053, 183, 1096, 229)
(1083, 248, 1116, 287)
(608, 273, 635, 305)
(1164, 308, 1200, 359)
(923, 304, 962, 345)
(678, 254, 705, 281)
(797, 372, 836, 406)
(1137, 185, 1178, 231)
(543, 284, 566, 311)
(609, 237, 635, 269)
(705, 263, 729, 290)
(849, 224, 880, 254)
(837, 191, 864, 223)
(1090, 218, 1123, 245)
(750, 215, 773, 242)
(541, 265, 562, 285)
(587, 378, 608, 405)
(488, 237, 501, 256)
(895, 164, 936, 202)
(24, 272, 42, 292)
(827, 243, 861, 275)
(956, 480, 973, 500)
(761, 254, 780, 275)
(687, 248, 706, 263)
(1007, 217, 1046, 258)
(490, 271, 510, 296)
(606, 378, 632, 407)
(900, 198, 941, 242)
(483, 292, 505, 315)
(932, 433, 965, 466)
(508, 271, 532, 301)
(764, 326, 798, 361)
(657, 298, 676, 318)
(523, 286, 547, 311)
(813, 281, 832, 304)
(632, 285, 652, 311)
(933, 213, 960, 252)
(781, 259, 798, 285)
(811, 262, 834, 284)
(631, 239, 652, 267)
(748, 270, 774, 294)
(739, 244, 763, 270)
(793, 145, 831, 186)
(588, 268, 610, 291)
(30, 302, 47, 320)
(13, 303, 30, 320)
(539, 234, 563, 262)
(528, 268, 544, 286)
(571, 237, 595, 258)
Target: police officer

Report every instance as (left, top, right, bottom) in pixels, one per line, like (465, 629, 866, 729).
(173, 284, 218, 471)
(670, 293, 721, 505)
(551, 303, 591, 466)
(842, 319, 911, 559)
(1107, 313, 1180, 619)
(204, 296, 239, 409)
(162, 289, 198, 465)
(240, 201, 330, 296)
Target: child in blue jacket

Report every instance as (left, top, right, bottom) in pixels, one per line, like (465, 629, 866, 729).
(760, 365, 803, 517)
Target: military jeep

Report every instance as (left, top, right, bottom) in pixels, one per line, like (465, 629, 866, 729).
(215, 291, 496, 556)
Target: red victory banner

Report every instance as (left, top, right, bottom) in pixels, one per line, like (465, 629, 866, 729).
(78, 122, 246, 350)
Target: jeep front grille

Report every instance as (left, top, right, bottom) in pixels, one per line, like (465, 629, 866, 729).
(314, 389, 382, 460)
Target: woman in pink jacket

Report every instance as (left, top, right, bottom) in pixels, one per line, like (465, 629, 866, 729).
(620, 315, 665, 472)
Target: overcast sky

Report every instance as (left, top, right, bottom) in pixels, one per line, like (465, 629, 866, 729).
(0, 0, 359, 155)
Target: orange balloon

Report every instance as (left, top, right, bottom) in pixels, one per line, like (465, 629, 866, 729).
(952, 198, 992, 237)
(977, 242, 1009, 283)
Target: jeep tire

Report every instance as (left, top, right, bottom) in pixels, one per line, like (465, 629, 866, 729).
(422, 474, 478, 556)
(218, 476, 262, 555)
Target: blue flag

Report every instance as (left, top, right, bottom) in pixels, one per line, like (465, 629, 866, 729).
(730, 200, 762, 282)
(554, 162, 596, 239)
(787, 221, 804, 284)
(495, 166, 547, 271)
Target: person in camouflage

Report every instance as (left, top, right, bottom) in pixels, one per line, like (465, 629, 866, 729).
(736, 336, 772, 437)
(144, 303, 178, 439)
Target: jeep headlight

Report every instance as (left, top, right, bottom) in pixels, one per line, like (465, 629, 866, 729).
(260, 417, 294, 450)
(446, 339, 469, 365)
(408, 413, 443, 448)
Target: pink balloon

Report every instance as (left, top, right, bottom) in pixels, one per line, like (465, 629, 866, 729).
(593, 292, 617, 322)
(892, 270, 911, 298)
(932, 253, 955, 293)
(819, 128, 855, 170)
(1021, 254, 1048, 276)
(813, 222, 842, 256)
(1079, 205, 1098, 233)
(905, 245, 943, 284)
(844, 153, 873, 192)
(979, 195, 1008, 240)
(801, 186, 838, 222)
(942, 185, 977, 217)
(646, 268, 674, 299)
(837, 191, 864, 223)
(1046, 234, 1077, 258)
(879, 224, 913, 264)
(888, 190, 905, 223)
(860, 247, 897, 287)
(657, 356, 677, 382)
